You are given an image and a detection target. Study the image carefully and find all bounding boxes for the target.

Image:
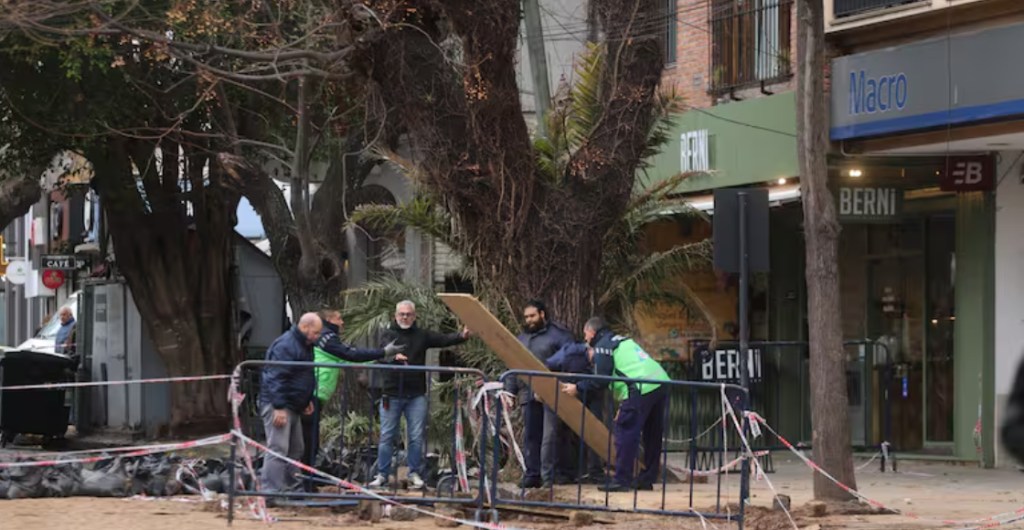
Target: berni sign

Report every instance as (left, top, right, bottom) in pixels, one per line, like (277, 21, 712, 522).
(699, 348, 763, 383)
(835, 186, 903, 223)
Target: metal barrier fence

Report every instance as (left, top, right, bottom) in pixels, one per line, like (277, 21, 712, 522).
(225, 361, 754, 528)
(492, 370, 751, 527)
(227, 360, 493, 520)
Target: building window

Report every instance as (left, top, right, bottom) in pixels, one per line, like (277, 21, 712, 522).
(665, 0, 678, 65)
(709, 0, 793, 94)
(833, 0, 925, 19)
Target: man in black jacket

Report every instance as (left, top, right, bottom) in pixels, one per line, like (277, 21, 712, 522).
(369, 300, 470, 489)
(259, 313, 323, 493)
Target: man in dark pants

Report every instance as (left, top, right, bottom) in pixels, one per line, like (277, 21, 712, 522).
(560, 317, 670, 492)
(547, 341, 607, 483)
(510, 300, 574, 488)
(370, 300, 470, 490)
(259, 313, 323, 495)
(300, 310, 407, 471)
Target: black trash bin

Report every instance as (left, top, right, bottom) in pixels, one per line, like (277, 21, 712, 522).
(0, 350, 76, 447)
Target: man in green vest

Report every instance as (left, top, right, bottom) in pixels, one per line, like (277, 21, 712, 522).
(302, 309, 406, 469)
(314, 309, 407, 404)
(560, 316, 671, 492)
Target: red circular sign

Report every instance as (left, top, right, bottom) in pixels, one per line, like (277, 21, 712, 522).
(42, 269, 65, 289)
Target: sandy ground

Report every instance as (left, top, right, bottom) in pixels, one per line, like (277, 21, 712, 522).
(1, 455, 1023, 530)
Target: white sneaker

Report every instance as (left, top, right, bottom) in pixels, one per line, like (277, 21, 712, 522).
(407, 472, 425, 490)
(368, 474, 388, 488)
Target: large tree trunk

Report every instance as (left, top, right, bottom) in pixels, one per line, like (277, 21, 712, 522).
(0, 177, 42, 231)
(356, 0, 665, 332)
(220, 140, 377, 317)
(89, 138, 240, 434)
(796, 0, 857, 499)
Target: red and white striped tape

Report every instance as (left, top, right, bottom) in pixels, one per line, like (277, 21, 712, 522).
(0, 374, 231, 391)
(0, 434, 231, 469)
(233, 430, 520, 530)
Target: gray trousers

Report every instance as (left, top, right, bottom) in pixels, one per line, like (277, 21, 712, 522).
(524, 400, 566, 481)
(259, 404, 304, 492)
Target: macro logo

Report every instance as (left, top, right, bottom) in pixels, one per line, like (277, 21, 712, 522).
(849, 70, 908, 115)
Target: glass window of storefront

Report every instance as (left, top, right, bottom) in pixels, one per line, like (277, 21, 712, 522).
(834, 159, 967, 453)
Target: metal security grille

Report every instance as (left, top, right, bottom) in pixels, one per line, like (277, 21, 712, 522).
(709, 0, 793, 94)
(834, 0, 927, 18)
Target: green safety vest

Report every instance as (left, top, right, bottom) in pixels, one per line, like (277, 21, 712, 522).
(610, 338, 671, 402)
(313, 346, 373, 403)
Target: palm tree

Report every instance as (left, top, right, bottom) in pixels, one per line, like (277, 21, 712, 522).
(336, 45, 719, 468)
(347, 43, 717, 346)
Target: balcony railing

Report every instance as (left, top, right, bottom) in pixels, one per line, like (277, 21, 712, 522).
(834, 0, 928, 19)
(709, 0, 793, 94)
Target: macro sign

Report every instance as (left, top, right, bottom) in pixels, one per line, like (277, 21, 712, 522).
(831, 22, 1024, 140)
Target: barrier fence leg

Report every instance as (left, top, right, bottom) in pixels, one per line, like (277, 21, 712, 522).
(228, 434, 237, 525)
(489, 392, 502, 523)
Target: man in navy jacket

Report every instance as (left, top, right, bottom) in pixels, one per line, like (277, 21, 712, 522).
(259, 313, 323, 493)
(546, 341, 607, 482)
(510, 300, 574, 488)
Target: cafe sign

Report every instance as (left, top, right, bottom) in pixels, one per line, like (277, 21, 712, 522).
(836, 186, 903, 223)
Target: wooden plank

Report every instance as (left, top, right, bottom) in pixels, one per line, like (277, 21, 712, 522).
(439, 293, 616, 463)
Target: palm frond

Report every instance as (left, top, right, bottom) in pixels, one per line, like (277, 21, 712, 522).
(566, 42, 604, 150)
(349, 194, 456, 247)
(638, 88, 686, 166)
(341, 275, 454, 343)
(599, 239, 713, 308)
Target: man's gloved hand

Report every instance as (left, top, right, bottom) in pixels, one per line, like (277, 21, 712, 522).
(384, 340, 406, 358)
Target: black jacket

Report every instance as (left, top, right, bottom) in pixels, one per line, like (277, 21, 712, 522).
(508, 322, 574, 403)
(258, 326, 316, 412)
(316, 321, 386, 362)
(379, 322, 466, 397)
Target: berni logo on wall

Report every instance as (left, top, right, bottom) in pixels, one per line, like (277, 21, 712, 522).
(680, 129, 710, 173)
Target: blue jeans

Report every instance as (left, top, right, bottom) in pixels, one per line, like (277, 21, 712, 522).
(377, 394, 428, 477)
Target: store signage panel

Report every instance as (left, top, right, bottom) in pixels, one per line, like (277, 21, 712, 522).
(835, 186, 904, 223)
(939, 155, 995, 192)
(831, 22, 1024, 140)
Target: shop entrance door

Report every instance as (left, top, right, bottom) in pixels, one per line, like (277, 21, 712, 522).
(862, 215, 956, 452)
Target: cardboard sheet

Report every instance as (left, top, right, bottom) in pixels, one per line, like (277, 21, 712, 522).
(439, 293, 616, 463)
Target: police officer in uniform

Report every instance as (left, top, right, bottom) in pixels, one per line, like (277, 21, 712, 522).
(560, 317, 670, 492)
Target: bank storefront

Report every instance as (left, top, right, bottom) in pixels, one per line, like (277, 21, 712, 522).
(827, 21, 1024, 465)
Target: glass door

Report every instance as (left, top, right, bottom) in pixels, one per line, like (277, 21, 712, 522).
(865, 220, 925, 452)
(924, 215, 955, 444)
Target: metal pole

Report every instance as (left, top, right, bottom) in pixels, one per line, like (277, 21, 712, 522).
(227, 435, 237, 525)
(523, 0, 552, 136)
(737, 192, 751, 529)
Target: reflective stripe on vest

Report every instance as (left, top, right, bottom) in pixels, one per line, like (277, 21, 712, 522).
(610, 339, 671, 401)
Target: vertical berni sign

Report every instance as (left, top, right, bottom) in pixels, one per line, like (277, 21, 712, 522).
(680, 129, 710, 172)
